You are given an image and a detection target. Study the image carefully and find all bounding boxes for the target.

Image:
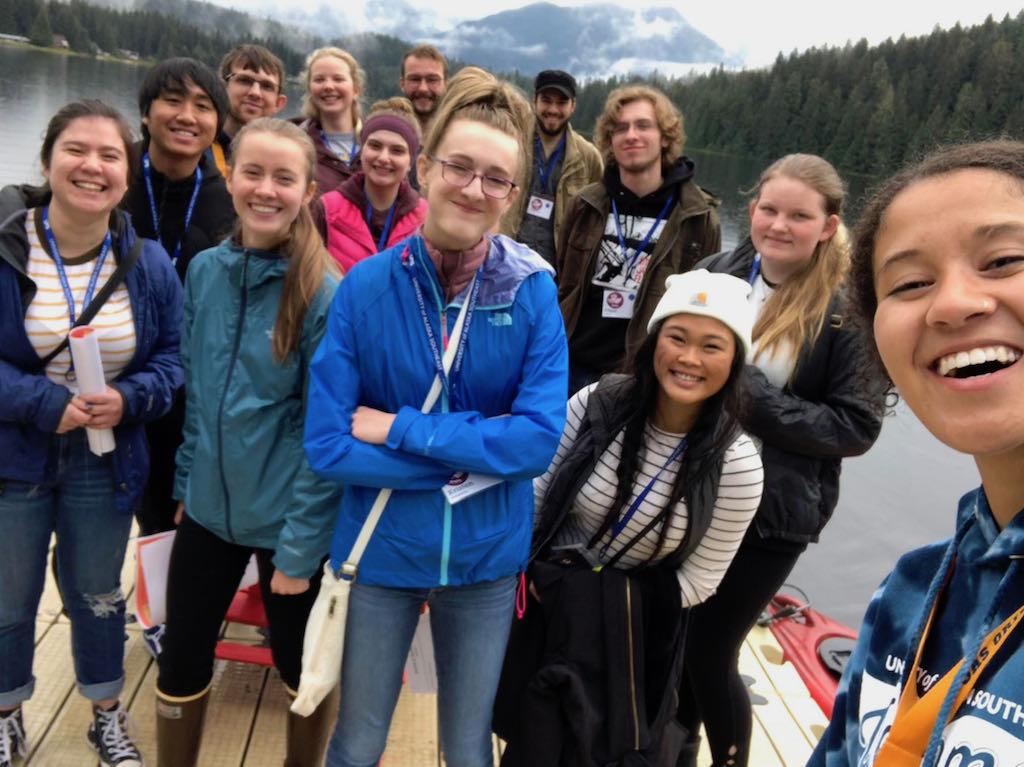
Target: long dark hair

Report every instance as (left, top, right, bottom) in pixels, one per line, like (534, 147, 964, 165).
(587, 320, 747, 562)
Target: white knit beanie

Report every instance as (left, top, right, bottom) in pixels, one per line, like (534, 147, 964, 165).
(646, 269, 754, 353)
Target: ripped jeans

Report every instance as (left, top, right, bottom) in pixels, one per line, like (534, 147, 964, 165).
(0, 430, 131, 707)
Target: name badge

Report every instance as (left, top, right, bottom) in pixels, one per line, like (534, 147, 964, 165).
(601, 289, 635, 319)
(526, 194, 554, 220)
(441, 472, 504, 503)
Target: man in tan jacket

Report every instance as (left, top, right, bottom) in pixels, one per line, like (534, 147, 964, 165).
(507, 70, 602, 266)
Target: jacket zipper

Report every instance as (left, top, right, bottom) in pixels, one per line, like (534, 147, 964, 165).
(625, 578, 640, 749)
(216, 251, 249, 541)
(421, 256, 455, 587)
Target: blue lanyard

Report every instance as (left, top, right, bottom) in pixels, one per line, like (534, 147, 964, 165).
(320, 129, 358, 165)
(142, 152, 201, 266)
(611, 195, 674, 275)
(408, 238, 482, 406)
(535, 133, 566, 190)
(746, 252, 762, 285)
(365, 194, 398, 253)
(41, 206, 112, 329)
(601, 436, 688, 556)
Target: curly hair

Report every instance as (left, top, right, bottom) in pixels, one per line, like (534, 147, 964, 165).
(594, 85, 685, 168)
(851, 140, 1024, 394)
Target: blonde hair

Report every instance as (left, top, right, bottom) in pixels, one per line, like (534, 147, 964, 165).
(228, 118, 339, 362)
(301, 47, 365, 129)
(750, 153, 848, 363)
(595, 85, 685, 168)
(422, 67, 533, 190)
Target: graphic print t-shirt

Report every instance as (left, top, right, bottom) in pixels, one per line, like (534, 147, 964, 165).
(569, 160, 692, 374)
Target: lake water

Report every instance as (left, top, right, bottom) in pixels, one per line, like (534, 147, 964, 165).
(0, 44, 981, 629)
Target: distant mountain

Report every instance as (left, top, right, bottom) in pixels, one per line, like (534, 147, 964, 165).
(163, 0, 732, 78)
(436, 2, 729, 77)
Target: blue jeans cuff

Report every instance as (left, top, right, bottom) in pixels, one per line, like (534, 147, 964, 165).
(77, 674, 124, 703)
(0, 678, 35, 708)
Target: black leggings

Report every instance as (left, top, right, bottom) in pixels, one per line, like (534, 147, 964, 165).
(677, 538, 802, 767)
(157, 513, 324, 696)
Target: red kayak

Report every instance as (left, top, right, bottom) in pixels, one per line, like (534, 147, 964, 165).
(759, 593, 858, 720)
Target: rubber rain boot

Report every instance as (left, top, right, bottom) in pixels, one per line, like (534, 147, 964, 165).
(156, 686, 209, 767)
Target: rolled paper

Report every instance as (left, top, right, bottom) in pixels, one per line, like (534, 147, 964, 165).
(68, 326, 115, 455)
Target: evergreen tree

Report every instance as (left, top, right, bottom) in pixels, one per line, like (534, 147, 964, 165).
(28, 2, 50, 46)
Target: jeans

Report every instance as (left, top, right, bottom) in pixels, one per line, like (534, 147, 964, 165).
(157, 513, 324, 696)
(0, 430, 131, 706)
(325, 576, 517, 767)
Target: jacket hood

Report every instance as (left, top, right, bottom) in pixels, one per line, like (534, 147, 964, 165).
(603, 156, 696, 203)
(0, 184, 133, 275)
(958, 488, 1024, 565)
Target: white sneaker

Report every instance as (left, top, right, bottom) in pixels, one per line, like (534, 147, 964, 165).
(87, 703, 143, 767)
(0, 708, 26, 767)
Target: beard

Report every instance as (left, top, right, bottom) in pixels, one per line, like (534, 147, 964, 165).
(536, 116, 568, 137)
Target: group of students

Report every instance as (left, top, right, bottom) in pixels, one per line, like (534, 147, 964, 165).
(0, 37, 1021, 767)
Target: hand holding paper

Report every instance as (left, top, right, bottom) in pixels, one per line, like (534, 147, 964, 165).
(68, 326, 115, 455)
(77, 385, 124, 428)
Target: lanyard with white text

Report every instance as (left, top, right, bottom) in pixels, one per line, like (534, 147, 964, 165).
(320, 129, 358, 165)
(746, 252, 762, 285)
(409, 239, 482, 405)
(601, 436, 688, 556)
(142, 152, 201, 266)
(612, 194, 673, 275)
(365, 195, 398, 253)
(41, 206, 112, 329)
(535, 133, 566, 191)
(876, 555, 1024, 766)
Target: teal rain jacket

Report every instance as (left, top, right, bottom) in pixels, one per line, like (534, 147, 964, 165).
(174, 239, 341, 579)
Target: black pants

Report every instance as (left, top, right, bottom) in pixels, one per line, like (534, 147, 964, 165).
(676, 537, 803, 767)
(157, 513, 324, 696)
(136, 393, 185, 536)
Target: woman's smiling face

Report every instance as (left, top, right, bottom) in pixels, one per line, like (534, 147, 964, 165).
(872, 168, 1024, 457)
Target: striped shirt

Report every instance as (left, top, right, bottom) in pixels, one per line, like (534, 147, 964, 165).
(24, 208, 136, 387)
(534, 383, 764, 606)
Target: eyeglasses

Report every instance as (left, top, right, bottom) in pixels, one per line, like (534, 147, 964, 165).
(225, 72, 280, 93)
(611, 118, 657, 135)
(428, 156, 517, 200)
(403, 75, 443, 86)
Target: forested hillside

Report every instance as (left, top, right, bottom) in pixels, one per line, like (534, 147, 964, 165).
(668, 14, 1024, 175)
(3, 0, 1022, 177)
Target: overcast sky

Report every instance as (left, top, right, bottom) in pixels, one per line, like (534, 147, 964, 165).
(437, 0, 1024, 67)
(228, 0, 1024, 68)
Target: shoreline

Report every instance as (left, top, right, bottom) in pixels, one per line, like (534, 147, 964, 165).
(0, 38, 150, 67)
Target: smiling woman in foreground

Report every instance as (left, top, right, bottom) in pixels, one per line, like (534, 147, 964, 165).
(810, 141, 1024, 764)
(303, 69, 567, 767)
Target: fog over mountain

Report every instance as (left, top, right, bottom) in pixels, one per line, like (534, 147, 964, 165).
(437, 3, 730, 77)
(198, 0, 734, 77)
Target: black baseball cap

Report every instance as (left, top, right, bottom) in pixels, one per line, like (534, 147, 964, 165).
(534, 70, 577, 99)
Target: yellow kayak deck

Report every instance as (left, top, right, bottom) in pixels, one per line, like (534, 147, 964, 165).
(22, 532, 828, 766)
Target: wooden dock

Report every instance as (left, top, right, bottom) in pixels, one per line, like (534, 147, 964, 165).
(21, 531, 827, 766)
